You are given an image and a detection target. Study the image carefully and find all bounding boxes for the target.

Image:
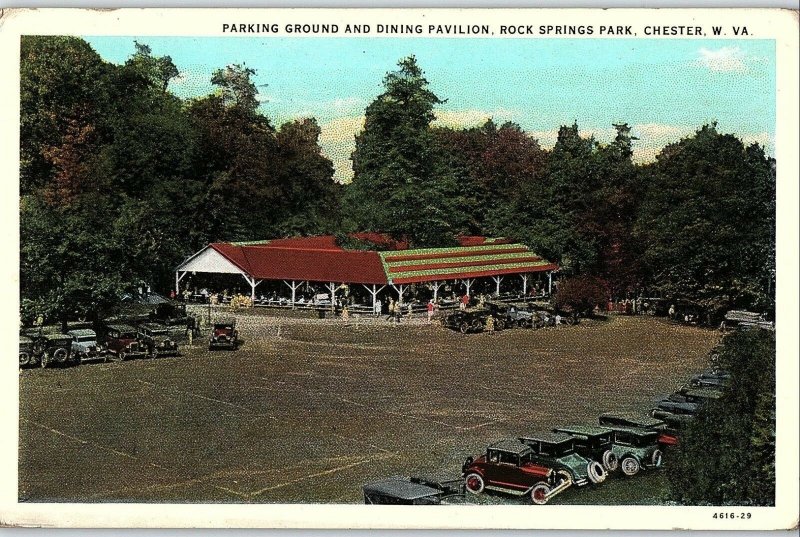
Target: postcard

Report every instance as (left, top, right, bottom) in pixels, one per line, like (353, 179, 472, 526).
(0, 7, 797, 530)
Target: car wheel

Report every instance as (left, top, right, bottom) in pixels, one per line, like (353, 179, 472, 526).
(495, 320, 505, 331)
(53, 348, 68, 363)
(587, 461, 607, 484)
(464, 473, 485, 494)
(651, 449, 663, 468)
(459, 322, 469, 334)
(602, 450, 619, 472)
(530, 483, 550, 505)
(620, 456, 640, 476)
(119, 351, 127, 361)
(19, 353, 29, 367)
(40, 353, 49, 368)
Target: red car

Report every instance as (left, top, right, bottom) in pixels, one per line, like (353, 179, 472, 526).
(104, 324, 147, 361)
(209, 319, 238, 350)
(462, 439, 573, 505)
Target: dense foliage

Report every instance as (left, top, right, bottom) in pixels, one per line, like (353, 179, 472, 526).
(667, 329, 775, 505)
(20, 42, 775, 328)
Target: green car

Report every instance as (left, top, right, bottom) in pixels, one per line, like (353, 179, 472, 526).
(600, 425, 664, 477)
(518, 432, 607, 486)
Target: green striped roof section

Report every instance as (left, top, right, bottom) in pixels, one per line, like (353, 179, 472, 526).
(388, 259, 554, 281)
(384, 250, 539, 269)
(380, 242, 524, 260)
(231, 239, 272, 246)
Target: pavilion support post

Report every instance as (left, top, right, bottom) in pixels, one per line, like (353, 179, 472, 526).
(461, 278, 475, 298)
(243, 274, 261, 302)
(326, 282, 338, 312)
(175, 271, 187, 297)
(283, 280, 302, 309)
(391, 284, 407, 308)
(548, 272, 553, 295)
(491, 275, 504, 297)
(430, 280, 444, 302)
(520, 274, 529, 297)
(362, 284, 386, 315)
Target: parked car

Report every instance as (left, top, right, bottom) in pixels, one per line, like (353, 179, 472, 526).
(598, 411, 679, 449)
(67, 328, 107, 363)
(442, 309, 494, 334)
(689, 368, 731, 388)
(518, 432, 607, 486)
(137, 323, 179, 358)
(484, 301, 533, 328)
(552, 425, 619, 472)
(363, 476, 446, 505)
(599, 425, 664, 476)
(19, 335, 35, 367)
(209, 319, 238, 350)
(149, 302, 190, 326)
(104, 324, 148, 361)
(723, 310, 774, 331)
(36, 333, 74, 368)
(462, 439, 570, 505)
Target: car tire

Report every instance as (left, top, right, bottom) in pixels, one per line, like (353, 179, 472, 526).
(53, 348, 68, 363)
(602, 450, 619, 472)
(19, 353, 29, 367)
(651, 449, 663, 468)
(40, 353, 49, 368)
(119, 351, 127, 361)
(464, 473, 485, 494)
(620, 456, 641, 476)
(530, 482, 550, 505)
(459, 322, 469, 334)
(587, 461, 607, 484)
(495, 320, 505, 331)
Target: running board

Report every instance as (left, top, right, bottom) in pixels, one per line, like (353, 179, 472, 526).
(485, 485, 527, 496)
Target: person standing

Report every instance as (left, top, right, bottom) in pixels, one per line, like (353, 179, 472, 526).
(387, 298, 395, 321)
(374, 298, 382, 317)
(427, 300, 435, 323)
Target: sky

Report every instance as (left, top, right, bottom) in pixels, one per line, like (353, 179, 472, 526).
(85, 36, 776, 182)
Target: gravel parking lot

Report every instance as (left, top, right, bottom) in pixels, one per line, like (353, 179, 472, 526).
(19, 312, 719, 504)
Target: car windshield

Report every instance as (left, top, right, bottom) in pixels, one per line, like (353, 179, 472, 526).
(120, 332, 136, 339)
(76, 336, 95, 342)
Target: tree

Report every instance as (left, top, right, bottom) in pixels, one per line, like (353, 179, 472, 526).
(667, 329, 775, 505)
(553, 275, 609, 316)
(124, 41, 179, 91)
(346, 56, 467, 246)
(635, 124, 775, 312)
(211, 63, 260, 113)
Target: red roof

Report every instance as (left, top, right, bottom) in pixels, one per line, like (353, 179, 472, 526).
(186, 234, 556, 285)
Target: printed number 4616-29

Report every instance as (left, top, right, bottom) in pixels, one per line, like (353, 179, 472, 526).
(713, 513, 752, 519)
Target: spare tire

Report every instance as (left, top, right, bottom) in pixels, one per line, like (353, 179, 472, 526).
(587, 461, 607, 484)
(602, 450, 619, 472)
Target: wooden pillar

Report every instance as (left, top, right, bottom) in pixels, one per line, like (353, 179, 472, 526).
(175, 271, 187, 297)
(327, 282, 337, 311)
(362, 284, 386, 314)
(462, 278, 475, 298)
(492, 275, 503, 297)
(430, 280, 444, 302)
(548, 272, 553, 295)
(283, 280, 302, 309)
(520, 274, 529, 296)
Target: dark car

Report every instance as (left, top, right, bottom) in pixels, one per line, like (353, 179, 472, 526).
(149, 302, 190, 326)
(19, 336, 35, 367)
(598, 411, 679, 449)
(552, 425, 619, 472)
(484, 301, 532, 328)
(599, 425, 664, 476)
(442, 309, 495, 334)
(104, 324, 148, 361)
(209, 319, 238, 350)
(363, 477, 445, 505)
(137, 323, 179, 358)
(518, 432, 607, 487)
(30, 333, 74, 368)
(689, 368, 731, 388)
(462, 439, 568, 505)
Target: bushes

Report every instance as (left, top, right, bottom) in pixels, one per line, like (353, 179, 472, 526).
(667, 329, 775, 505)
(553, 275, 609, 316)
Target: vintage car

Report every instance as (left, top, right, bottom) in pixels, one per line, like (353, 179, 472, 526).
(654, 386, 722, 417)
(599, 425, 664, 476)
(67, 328, 106, 363)
(689, 368, 731, 388)
(442, 309, 495, 334)
(484, 301, 533, 328)
(36, 333, 74, 368)
(518, 432, 607, 486)
(598, 411, 679, 449)
(552, 425, 619, 472)
(363, 477, 446, 505)
(149, 302, 190, 326)
(19, 335, 35, 367)
(104, 324, 148, 361)
(723, 310, 774, 331)
(137, 323, 179, 357)
(209, 319, 238, 350)
(462, 439, 570, 505)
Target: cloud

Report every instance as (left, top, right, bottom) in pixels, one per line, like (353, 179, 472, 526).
(432, 108, 518, 129)
(696, 46, 747, 73)
(318, 115, 365, 183)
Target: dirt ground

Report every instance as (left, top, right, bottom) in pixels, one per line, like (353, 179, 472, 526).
(18, 311, 720, 504)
